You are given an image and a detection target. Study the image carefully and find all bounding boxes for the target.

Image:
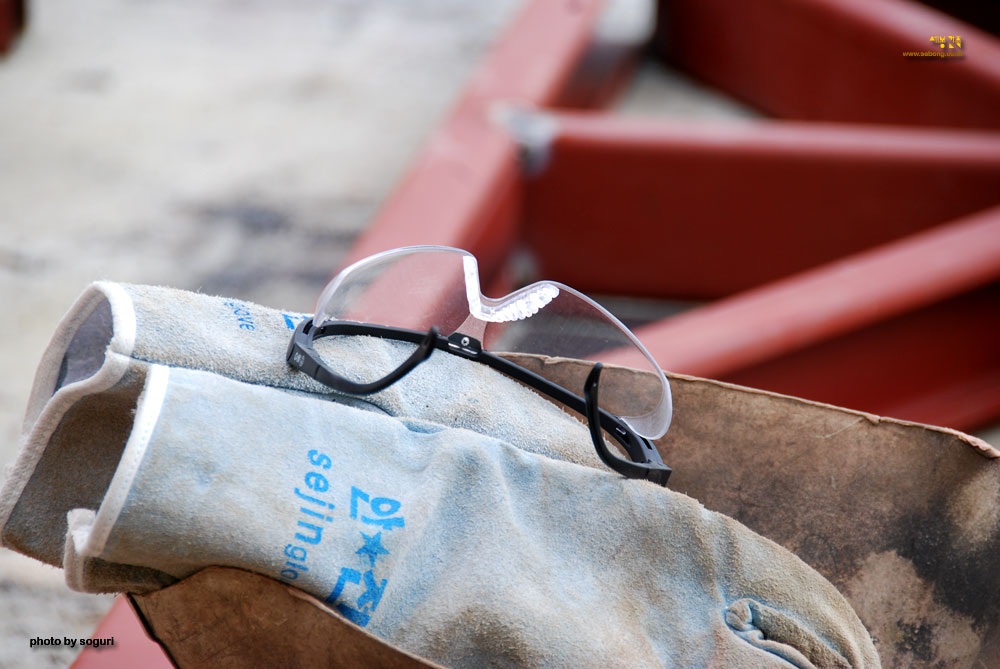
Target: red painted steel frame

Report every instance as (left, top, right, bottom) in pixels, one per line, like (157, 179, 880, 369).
(0, 0, 25, 54)
(344, 0, 1000, 428)
(629, 205, 1000, 430)
(657, 0, 1000, 129)
(726, 284, 1000, 431)
(523, 113, 1000, 297)
(71, 596, 171, 668)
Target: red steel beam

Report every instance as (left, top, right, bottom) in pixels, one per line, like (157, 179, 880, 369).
(655, 0, 1000, 129)
(627, 205, 1000, 430)
(71, 596, 172, 669)
(345, 0, 607, 283)
(0, 0, 25, 55)
(724, 284, 1000, 430)
(523, 113, 1000, 297)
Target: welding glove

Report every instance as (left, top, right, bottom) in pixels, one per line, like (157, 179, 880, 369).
(1, 282, 600, 591)
(62, 364, 878, 668)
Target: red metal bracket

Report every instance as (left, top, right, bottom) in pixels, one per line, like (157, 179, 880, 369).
(523, 113, 1000, 297)
(71, 596, 171, 669)
(0, 0, 25, 55)
(346, 0, 1000, 430)
(626, 205, 1000, 429)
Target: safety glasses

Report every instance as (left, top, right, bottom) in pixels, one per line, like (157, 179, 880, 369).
(287, 246, 672, 485)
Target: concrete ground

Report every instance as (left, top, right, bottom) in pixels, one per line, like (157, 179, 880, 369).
(1, 1, 996, 667)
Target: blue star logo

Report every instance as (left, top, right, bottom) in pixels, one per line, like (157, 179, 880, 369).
(356, 531, 390, 567)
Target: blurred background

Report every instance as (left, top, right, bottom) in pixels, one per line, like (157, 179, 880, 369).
(1, 0, 997, 666)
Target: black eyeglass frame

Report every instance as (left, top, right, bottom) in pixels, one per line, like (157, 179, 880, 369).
(287, 317, 671, 486)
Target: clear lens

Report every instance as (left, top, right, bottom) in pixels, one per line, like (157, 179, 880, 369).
(313, 246, 672, 439)
(315, 247, 470, 332)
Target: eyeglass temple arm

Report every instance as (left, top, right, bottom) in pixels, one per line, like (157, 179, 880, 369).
(287, 318, 437, 395)
(289, 319, 671, 486)
(429, 335, 672, 486)
(584, 364, 671, 487)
